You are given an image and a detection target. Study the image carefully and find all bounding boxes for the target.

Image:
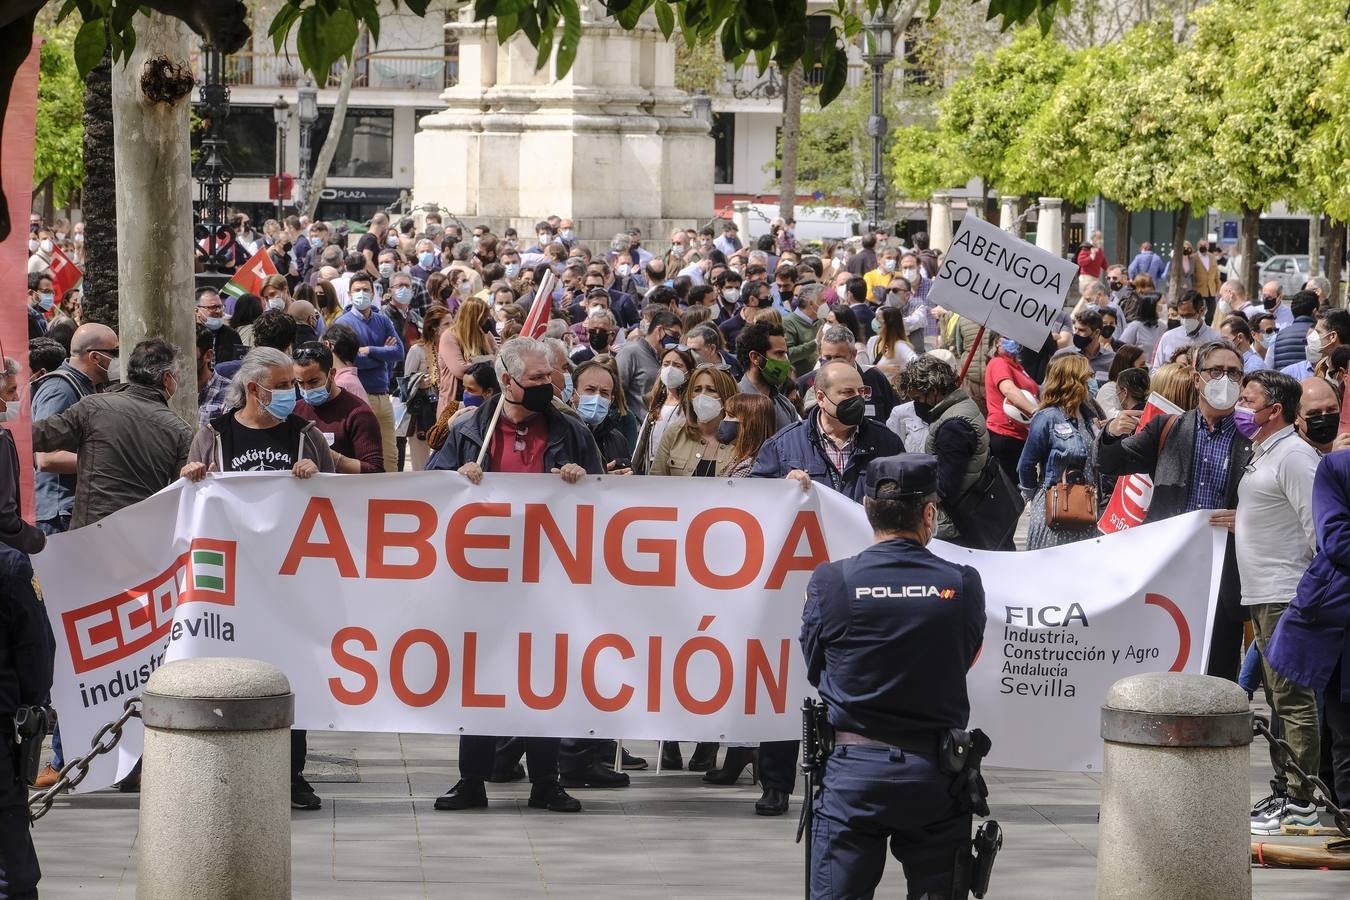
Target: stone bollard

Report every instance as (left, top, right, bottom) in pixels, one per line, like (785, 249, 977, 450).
(137, 658, 294, 900)
(1096, 672, 1252, 900)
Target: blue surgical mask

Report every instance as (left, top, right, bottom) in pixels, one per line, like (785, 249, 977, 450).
(577, 393, 610, 424)
(205, 316, 224, 331)
(263, 384, 298, 420)
(351, 291, 373, 311)
(561, 372, 574, 405)
(393, 287, 413, 304)
(462, 393, 483, 408)
(1000, 338, 1019, 356)
(303, 385, 330, 406)
(505, 263, 521, 278)
(418, 251, 435, 269)
(38, 292, 55, 311)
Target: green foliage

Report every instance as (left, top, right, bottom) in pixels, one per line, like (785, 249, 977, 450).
(35, 16, 85, 206)
(936, 27, 1071, 191)
(888, 123, 968, 200)
(674, 31, 726, 95)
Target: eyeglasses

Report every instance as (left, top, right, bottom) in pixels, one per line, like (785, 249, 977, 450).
(1199, 366, 1244, 382)
(293, 345, 328, 362)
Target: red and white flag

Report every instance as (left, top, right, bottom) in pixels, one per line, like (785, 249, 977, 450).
(520, 270, 559, 340)
(221, 247, 278, 301)
(48, 244, 82, 297)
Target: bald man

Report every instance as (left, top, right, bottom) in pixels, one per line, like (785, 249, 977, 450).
(33, 322, 119, 534)
(1297, 376, 1346, 455)
(288, 299, 320, 345)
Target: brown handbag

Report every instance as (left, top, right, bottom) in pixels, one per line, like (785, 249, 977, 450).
(1045, 470, 1097, 531)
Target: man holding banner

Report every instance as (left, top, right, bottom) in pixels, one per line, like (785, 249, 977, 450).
(428, 336, 602, 813)
(1098, 340, 1252, 679)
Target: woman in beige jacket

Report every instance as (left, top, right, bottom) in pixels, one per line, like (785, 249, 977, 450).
(650, 365, 740, 477)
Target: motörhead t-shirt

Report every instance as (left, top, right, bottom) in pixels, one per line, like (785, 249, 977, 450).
(224, 418, 295, 472)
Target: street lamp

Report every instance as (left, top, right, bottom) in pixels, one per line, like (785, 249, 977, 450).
(862, 12, 895, 235)
(296, 77, 318, 216)
(272, 95, 290, 222)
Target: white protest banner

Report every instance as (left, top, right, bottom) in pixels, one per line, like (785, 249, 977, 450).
(927, 213, 1079, 350)
(1098, 392, 1185, 535)
(34, 474, 1223, 790)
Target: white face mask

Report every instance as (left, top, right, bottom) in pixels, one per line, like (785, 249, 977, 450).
(1306, 329, 1324, 363)
(1180, 316, 1202, 336)
(267, 297, 286, 312)
(1202, 375, 1240, 411)
(39, 239, 52, 254)
(691, 393, 723, 423)
(659, 365, 686, 390)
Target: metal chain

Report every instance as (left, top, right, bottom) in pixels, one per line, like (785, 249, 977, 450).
(28, 696, 142, 824)
(1253, 713, 1350, 837)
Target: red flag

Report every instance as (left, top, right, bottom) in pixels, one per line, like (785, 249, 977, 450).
(48, 244, 82, 296)
(221, 246, 279, 300)
(520, 270, 559, 340)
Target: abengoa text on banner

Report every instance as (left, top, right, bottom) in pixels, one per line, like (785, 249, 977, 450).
(33, 473, 1224, 791)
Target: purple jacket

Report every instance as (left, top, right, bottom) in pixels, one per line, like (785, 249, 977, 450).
(1267, 450, 1350, 701)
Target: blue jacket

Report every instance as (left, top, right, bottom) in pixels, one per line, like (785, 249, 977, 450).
(1268, 450, 1350, 701)
(1267, 315, 1314, 372)
(750, 408, 903, 502)
(1016, 405, 1095, 494)
(335, 307, 404, 395)
(1127, 250, 1166, 283)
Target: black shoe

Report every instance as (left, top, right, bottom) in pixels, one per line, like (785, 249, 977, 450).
(703, 747, 757, 785)
(561, 760, 631, 788)
(433, 778, 488, 811)
(291, 778, 322, 811)
(688, 742, 719, 772)
(755, 787, 790, 816)
(528, 781, 581, 812)
(489, 762, 527, 783)
(620, 748, 648, 770)
(660, 742, 684, 770)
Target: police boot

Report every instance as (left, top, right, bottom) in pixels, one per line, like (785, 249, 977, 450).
(660, 742, 683, 770)
(560, 758, 630, 789)
(754, 787, 789, 816)
(688, 742, 720, 772)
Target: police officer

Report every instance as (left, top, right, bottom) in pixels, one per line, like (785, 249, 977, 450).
(801, 454, 986, 899)
(0, 541, 49, 900)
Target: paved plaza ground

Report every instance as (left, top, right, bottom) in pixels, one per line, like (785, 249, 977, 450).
(28, 728, 1350, 899)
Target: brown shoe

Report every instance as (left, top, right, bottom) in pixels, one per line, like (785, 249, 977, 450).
(33, 764, 60, 789)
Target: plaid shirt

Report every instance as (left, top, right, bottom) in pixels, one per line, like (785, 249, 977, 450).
(1186, 409, 1237, 512)
(820, 430, 856, 480)
(198, 371, 231, 427)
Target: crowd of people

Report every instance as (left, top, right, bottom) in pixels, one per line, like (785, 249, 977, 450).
(13, 210, 1350, 846)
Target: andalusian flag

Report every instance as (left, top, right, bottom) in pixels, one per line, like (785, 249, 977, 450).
(220, 247, 278, 301)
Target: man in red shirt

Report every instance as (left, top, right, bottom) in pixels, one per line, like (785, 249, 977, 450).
(427, 336, 604, 813)
(292, 342, 385, 473)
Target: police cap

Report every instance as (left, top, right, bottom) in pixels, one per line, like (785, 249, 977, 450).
(865, 453, 939, 500)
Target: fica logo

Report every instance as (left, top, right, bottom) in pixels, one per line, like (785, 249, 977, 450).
(62, 539, 237, 675)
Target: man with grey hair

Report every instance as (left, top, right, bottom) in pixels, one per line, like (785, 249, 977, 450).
(182, 345, 334, 812)
(782, 282, 823, 375)
(33, 338, 193, 530)
(795, 324, 897, 423)
(1099, 338, 1252, 681)
(428, 336, 601, 814)
(685, 322, 740, 377)
(32, 322, 118, 536)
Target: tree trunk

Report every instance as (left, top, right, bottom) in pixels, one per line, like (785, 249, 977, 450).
(304, 28, 365, 220)
(1167, 203, 1190, 301)
(111, 12, 197, 423)
(1061, 198, 1076, 259)
(776, 62, 804, 223)
(1325, 220, 1345, 308)
(1112, 200, 1130, 271)
(81, 53, 118, 328)
(1240, 205, 1261, 298)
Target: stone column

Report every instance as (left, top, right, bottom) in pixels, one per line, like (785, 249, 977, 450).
(1036, 197, 1064, 257)
(137, 658, 294, 900)
(929, 191, 953, 254)
(999, 196, 1018, 233)
(1096, 673, 1252, 900)
(732, 200, 752, 243)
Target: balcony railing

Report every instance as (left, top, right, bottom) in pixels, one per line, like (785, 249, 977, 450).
(190, 51, 458, 91)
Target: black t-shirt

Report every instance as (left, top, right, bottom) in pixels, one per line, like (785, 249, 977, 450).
(356, 231, 381, 261)
(224, 419, 295, 472)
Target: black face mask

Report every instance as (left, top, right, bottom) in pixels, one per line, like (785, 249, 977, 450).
(1166, 318, 1181, 331)
(517, 382, 554, 413)
(1304, 412, 1339, 445)
(480, 318, 494, 334)
(1101, 325, 1116, 339)
(588, 329, 611, 352)
(828, 395, 867, 428)
(1108, 279, 1123, 290)
(913, 400, 936, 423)
(1263, 296, 1278, 310)
(1072, 333, 1093, 351)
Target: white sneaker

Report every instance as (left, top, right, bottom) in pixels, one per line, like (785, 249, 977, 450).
(1251, 797, 1318, 835)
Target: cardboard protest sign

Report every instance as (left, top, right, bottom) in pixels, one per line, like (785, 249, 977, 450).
(928, 213, 1078, 349)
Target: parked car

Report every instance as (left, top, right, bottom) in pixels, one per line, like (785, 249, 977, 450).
(1259, 254, 1311, 296)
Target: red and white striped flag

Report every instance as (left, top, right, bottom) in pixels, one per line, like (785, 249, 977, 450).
(520, 270, 559, 340)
